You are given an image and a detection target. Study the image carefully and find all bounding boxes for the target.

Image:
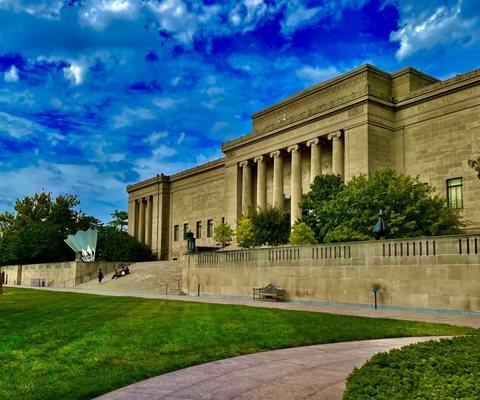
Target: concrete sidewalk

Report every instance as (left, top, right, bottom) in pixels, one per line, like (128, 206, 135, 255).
(25, 286, 480, 329)
(94, 336, 449, 400)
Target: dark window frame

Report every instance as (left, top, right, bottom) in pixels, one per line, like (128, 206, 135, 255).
(207, 219, 214, 238)
(196, 221, 202, 239)
(446, 177, 463, 209)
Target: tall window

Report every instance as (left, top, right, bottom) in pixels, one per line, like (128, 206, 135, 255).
(173, 225, 179, 241)
(196, 221, 202, 239)
(207, 219, 214, 237)
(447, 178, 463, 209)
(183, 223, 189, 239)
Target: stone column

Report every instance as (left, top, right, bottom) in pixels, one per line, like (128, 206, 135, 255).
(328, 131, 344, 178)
(239, 160, 252, 211)
(306, 137, 322, 183)
(270, 150, 284, 211)
(254, 156, 267, 209)
(287, 145, 302, 225)
(145, 196, 152, 248)
(138, 198, 146, 244)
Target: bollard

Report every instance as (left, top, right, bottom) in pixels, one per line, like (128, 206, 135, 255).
(165, 284, 168, 295)
(197, 283, 201, 297)
(372, 287, 381, 309)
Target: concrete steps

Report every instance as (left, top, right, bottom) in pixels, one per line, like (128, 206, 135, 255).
(78, 261, 183, 294)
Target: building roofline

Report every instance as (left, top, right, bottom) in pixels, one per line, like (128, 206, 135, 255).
(251, 64, 388, 119)
(127, 157, 226, 193)
(390, 66, 439, 83)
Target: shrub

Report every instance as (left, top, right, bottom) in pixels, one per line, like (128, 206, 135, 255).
(213, 222, 234, 247)
(343, 335, 480, 400)
(250, 206, 290, 247)
(289, 222, 318, 246)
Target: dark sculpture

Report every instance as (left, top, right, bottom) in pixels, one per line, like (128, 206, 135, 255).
(373, 210, 389, 239)
(186, 230, 196, 253)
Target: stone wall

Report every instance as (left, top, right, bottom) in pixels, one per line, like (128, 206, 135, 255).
(184, 235, 480, 312)
(1, 261, 128, 288)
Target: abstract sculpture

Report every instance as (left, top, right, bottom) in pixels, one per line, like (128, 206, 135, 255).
(65, 229, 98, 262)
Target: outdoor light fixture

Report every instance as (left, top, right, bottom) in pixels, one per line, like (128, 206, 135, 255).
(372, 285, 381, 309)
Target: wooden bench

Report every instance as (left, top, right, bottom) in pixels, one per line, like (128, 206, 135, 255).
(252, 284, 286, 302)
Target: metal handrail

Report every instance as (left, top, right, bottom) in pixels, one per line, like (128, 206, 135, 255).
(165, 278, 182, 295)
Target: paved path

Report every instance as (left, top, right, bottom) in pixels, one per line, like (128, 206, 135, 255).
(95, 336, 448, 400)
(25, 286, 480, 329)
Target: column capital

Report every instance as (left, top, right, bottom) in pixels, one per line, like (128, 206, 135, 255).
(239, 160, 250, 168)
(253, 155, 264, 163)
(287, 144, 299, 153)
(328, 131, 343, 141)
(270, 150, 282, 158)
(306, 137, 319, 146)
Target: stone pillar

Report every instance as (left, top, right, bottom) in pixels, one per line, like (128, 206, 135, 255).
(239, 160, 252, 211)
(254, 156, 267, 209)
(306, 137, 322, 183)
(138, 198, 146, 244)
(328, 131, 344, 178)
(287, 145, 302, 225)
(145, 196, 152, 248)
(270, 150, 284, 211)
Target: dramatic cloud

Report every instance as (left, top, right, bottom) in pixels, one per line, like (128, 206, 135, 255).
(0, 0, 477, 221)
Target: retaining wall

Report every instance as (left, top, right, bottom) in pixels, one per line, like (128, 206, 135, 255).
(185, 235, 480, 312)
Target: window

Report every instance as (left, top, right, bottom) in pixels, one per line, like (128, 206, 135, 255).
(183, 223, 189, 240)
(207, 219, 214, 237)
(173, 225, 179, 241)
(447, 178, 463, 209)
(196, 221, 202, 239)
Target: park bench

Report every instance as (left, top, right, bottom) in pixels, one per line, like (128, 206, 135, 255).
(252, 284, 286, 302)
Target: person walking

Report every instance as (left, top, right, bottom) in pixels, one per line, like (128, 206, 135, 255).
(98, 268, 104, 283)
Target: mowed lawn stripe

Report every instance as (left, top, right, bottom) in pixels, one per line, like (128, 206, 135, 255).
(0, 288, 475, 400)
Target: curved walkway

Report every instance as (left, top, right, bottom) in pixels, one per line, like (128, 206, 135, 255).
(95, 336, 448, 400)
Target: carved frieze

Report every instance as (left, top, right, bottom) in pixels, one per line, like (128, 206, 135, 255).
(191, 192, 219, 211)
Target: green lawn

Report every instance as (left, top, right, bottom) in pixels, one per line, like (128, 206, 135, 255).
(0, 288, 476, 400)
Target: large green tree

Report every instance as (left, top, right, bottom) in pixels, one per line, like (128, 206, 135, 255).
(0, 193, 99, 265)
(300, 169, 462, 243)
(237, 206, 290, 248)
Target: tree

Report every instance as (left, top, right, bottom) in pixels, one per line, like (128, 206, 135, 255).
(468, 158, 480, 179)
(213, 222, 234, 247)
(96, 226, 154, 262)
(0, 193, 99, 266)
(289, 222, 318, 246)
(108, 210, 128, 231)
(300, 169, 462, 243)
(236, 206, 290, 248)
(236, 217, 255, 248)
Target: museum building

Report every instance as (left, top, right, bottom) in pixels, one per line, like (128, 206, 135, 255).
(127, 64, 480, 260)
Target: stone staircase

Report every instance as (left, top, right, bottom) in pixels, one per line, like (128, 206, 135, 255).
(78, 261, 183, 294)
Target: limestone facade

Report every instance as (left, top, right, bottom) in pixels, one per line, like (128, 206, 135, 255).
(127, 64, 480, 260)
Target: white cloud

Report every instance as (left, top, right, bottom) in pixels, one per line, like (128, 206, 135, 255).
(145, 130, 169, 144)
(282, 4, 321, 35)
(176, 131, 185, 144)
(113, 107, 156, 128)
(0, 0, 64, 19)
(153, 96, 184, 110)
(4, 65, 19, 82)
(0, 111, 44, 138)
(63, 62, 85, 85)
(390, 1, 479, 60)
(296, 65, 340, 82)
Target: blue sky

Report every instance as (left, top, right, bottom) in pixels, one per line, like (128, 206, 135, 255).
(0, 0, 479, 222)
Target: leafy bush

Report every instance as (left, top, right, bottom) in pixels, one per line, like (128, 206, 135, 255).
(289, 222, 318, 246)
(343, 335, 480, 400)
(213, 222, 234, 247)
(301, 169, 461, 243)
(237, 206, 290, 248)
(96, 226, 154, 262)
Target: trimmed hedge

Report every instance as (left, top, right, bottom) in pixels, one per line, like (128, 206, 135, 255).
(343, 335, 480, 400)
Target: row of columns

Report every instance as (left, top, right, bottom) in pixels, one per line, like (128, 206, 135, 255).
(135, 196, 153, 247)
(239, 131, 344, 226)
